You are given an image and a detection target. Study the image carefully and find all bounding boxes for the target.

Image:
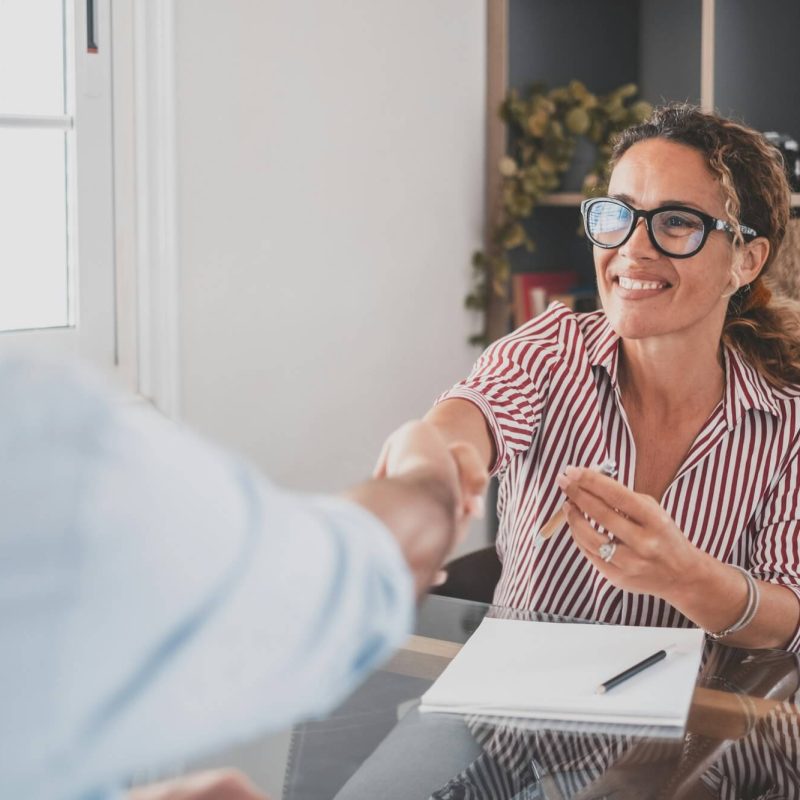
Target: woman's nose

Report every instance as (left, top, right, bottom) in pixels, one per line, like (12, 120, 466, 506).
(620, 217, 658, 260)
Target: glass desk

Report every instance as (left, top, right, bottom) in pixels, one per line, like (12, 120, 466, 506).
(282, 595, 800, 800)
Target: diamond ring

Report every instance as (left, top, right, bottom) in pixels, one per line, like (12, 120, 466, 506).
(598, 541, 617, 563)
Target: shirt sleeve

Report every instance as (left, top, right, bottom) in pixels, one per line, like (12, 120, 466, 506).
(751, 446, 800, 652)
(2, 361, 414, 799)
(436, 308, 566, 475)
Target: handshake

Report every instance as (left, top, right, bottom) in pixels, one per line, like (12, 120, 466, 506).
(352, 419, 490, 595)
(127, 421, 489, 800)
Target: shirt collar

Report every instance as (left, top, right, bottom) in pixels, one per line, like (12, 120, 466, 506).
(585, 313, 622, 387)
(722, 345, 782, 427)
(585, 314, 782, 427)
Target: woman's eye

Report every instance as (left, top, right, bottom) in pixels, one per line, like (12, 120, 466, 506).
(657, 213, 703, 237)
(666, 215, 690, 227)
(665, 214, 701, 229)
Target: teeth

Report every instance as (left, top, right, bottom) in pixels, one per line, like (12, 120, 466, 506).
(617, 275, 667, 291)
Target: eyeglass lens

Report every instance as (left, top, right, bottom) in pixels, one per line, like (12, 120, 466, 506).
(587, 200, 706, 256)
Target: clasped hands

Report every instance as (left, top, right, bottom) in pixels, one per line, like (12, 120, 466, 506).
(374, 420, 489, 572)
(556, 466, 700, 602)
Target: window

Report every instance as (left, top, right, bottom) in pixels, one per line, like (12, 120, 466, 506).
(0, 0, 180, 415)
(0, 0, 116, 370)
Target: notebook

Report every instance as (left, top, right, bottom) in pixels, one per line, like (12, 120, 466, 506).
(419, 617, 705, 732)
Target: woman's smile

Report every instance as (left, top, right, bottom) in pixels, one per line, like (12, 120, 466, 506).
(613, 273, 672, 297)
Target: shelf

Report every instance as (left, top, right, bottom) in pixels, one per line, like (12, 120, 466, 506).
(543, 192, 800, 208)
(539, 193, 584, 207)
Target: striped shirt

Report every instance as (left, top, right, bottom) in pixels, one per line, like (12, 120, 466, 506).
(440, 303, 800, 651)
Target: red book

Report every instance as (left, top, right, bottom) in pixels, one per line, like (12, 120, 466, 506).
(512, 271, 577, 327)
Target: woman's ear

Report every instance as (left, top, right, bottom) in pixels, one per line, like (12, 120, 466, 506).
(740, 237, 771, 286)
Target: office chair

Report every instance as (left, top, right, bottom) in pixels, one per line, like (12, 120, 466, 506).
(429, 545, 501, 605)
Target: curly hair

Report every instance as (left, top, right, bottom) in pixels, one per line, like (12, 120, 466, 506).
(610, 103, 800, 389)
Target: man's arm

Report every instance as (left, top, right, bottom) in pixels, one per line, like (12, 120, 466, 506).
(121, 424, 481, 800)
(26, 383, 482, 799)
(128, 769, 268, 800)
(349, 419, 486, 595)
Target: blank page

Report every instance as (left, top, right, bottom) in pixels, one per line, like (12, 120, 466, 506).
(420, 617, 705, 729)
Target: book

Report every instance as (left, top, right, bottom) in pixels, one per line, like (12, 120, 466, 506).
(512, 271, 577, 327)
(419, 617, 705, 735)
(549, 288, 601, 313)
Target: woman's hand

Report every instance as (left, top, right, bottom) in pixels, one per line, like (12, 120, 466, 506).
(375, 420, 488, 524)
(558, 465, 800, 649)
(556, 466, 700, 602)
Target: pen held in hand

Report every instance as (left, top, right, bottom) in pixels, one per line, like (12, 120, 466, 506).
(595, 644, 676, 694)
(535, 459, 618, 546)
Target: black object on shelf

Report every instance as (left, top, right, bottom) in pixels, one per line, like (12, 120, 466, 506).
(764, 131, 800, 192)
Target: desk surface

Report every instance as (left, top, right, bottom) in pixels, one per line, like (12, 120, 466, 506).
(281, 595, 800, 800)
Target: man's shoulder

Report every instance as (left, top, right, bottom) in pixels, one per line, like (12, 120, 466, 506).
(0, 353, 115, 452)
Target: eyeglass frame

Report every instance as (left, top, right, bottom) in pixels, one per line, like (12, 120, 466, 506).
(580, 196, 759, 259)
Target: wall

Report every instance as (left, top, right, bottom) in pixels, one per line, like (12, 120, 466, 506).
(638, 0, 701, 107)
(174, 0, 486, 502)
(509, 0, 639, 94)
(505, 0, 640, 283)
(171, 2, 486, 794)
(715, 0, 800, 134)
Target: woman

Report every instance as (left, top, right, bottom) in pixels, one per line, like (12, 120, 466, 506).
(378, 103, 800, 650)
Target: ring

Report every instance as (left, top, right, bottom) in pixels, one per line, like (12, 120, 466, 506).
(598, 541, 617, 563)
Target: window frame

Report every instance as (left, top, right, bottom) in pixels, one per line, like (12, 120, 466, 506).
(111, 0, 181, 417)
(1, 0, 181, 418)
(0, 0, 116, 371)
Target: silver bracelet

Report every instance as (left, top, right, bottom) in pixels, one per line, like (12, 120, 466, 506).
(706, 565, 761, 641)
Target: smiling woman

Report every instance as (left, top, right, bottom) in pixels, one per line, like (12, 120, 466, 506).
(606, 106, 800, 386)
(379, 103, 800, 654)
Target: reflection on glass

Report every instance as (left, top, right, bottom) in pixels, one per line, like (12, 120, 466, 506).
(0, 128, 69, 331)
(285, 597, 800, 800)
(0, 0, 65, 116)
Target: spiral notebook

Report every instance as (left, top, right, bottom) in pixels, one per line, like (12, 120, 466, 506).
(419, 617, 705, 732)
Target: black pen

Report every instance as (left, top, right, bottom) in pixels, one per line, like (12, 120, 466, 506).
(595, 645, 676, 694)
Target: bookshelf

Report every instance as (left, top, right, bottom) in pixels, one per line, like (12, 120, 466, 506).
(484, 0, 800, 342)
(539, 193, 583, 207)
(541, 193, 800, 209)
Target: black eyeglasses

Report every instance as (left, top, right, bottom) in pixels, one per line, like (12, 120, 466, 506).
(580, 197, 759, 259)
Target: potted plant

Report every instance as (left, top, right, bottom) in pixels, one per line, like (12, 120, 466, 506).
(468, 80, 651, 345)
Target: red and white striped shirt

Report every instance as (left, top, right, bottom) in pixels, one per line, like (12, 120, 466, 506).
(440, 303, 800, 651)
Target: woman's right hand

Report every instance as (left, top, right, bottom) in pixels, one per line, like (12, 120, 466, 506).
(374, 420, 488, 532)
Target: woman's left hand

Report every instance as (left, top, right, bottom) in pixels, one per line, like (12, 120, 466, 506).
(556, 466, 701, 601)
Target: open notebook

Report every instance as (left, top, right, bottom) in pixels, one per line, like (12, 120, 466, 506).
(420, 617, 705, 731)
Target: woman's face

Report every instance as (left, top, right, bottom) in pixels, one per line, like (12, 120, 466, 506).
(595, 138, 735, 342)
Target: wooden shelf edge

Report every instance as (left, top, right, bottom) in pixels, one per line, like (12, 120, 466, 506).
(540, 192, 584, 207)
(542, 192, 800, 208)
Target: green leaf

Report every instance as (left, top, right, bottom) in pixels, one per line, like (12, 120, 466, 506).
(466, 78, 649, 345)
(565, 107, 590, 136)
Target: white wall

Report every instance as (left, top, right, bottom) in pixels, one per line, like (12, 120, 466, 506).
(170, 5, 486, 793)
(174, 0, 486, 507)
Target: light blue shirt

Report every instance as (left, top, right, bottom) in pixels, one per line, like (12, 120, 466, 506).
(0, 356, 414, 800)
